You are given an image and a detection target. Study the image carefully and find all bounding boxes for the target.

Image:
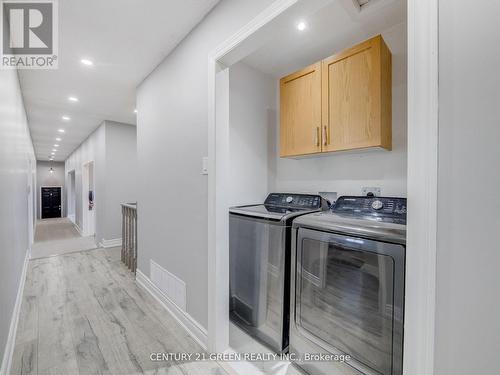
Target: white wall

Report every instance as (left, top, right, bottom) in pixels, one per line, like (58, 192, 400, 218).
(228, 62, 276, 206)
(104, 121, 137, 240)
(227, 23, 407, 205)
(272, 23, 407, 198)
(136, 0, 276, 329)
(0, 69, 35, 367)
(434, 1, 500, 374)
(36, 161, 65, 219)
(65, 121, 136, 244)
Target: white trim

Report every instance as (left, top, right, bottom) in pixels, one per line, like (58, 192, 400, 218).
(39, 185, 63, 219)
(135, 269, 208, 350)
(0, 248, 30, 375)
(403, 1, 438, 375)
(211, 0, 298, 61)
(81, 160, 95, 237)
(27, 159, 35, 247)
(207, 0, 299, 354)
(99, 238, 122, 248)
(74, 222, 84, 237)
(66, 169, 77, 223)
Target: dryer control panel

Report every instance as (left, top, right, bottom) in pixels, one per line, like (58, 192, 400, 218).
(264, 193, 327, 210)
(333, 196, 407, 224)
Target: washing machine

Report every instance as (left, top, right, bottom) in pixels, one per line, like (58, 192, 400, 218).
(229, 193, 329, 353)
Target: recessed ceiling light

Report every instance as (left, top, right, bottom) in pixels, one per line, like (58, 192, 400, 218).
(134, 109, 138, 114)
(81, 58, 93, 66)
(54, 144, 59, 147)
(52, 149, 57, 152)
(56, 137, 62, 141)
(51, 152, 55, 155)
(297, 21, 307, 31)
(68, 96, 79, 102)
(62, 115, 70, 121)
(58, 129, 65, 133)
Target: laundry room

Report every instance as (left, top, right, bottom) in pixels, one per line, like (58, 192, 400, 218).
(226, 1, 407, 205)
(3, 0, 498, 374)
(216, 0, 408, 374)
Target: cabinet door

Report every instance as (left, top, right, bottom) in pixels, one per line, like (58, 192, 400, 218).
(322, 35, 391, 152)
(280, 62, 322, 157)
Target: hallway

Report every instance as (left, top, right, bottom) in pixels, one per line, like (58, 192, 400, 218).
(34, 219, 80, 242)
(31, 219, 97, 259)
(10, 248, 225, 375)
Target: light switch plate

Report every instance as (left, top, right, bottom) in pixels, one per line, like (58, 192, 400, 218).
(361, 187, 381, 196)
(201, 156, 208, 175)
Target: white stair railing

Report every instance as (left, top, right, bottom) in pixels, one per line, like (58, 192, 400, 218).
(121, 203, 137, 273)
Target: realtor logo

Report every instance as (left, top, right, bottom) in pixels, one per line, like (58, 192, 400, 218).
(1, 0, 58, 69)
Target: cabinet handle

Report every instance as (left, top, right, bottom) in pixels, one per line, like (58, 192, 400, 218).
(323, 126, 328, 146)
(314, 127, 320, 147)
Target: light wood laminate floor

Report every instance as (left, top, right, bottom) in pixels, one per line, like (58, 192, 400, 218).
(10, 248, 226, 375)
(34, 218, 80, 242)
(31, 219, 97, 259)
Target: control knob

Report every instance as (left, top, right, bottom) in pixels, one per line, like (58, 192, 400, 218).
(371, 200, 383, 210)
(286, 196, 293, 203)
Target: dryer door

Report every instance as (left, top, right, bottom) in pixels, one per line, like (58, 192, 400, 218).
(295, 228, 404, 375)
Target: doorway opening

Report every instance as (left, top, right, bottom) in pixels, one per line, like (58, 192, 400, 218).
(67, 170, 76, 224)
(82, 161, 96, 237)
(208, 1, 438, 375)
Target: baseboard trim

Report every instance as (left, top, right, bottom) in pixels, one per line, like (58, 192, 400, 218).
(0, 248, 30, 375)
(136, 269, 208, 350)
(99, 238, 122, 248)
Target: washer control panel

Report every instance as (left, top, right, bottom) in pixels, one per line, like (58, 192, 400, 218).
(264, 193, 325, 210)
(332, 196, 407, 224)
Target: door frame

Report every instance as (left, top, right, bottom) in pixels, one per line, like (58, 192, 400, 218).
(207, 1, 438, 375)
(67, 169, 76, 223)
(40, 186, 63, 219)
(82, 160, 96, 237)
(27, 159, 35, 246)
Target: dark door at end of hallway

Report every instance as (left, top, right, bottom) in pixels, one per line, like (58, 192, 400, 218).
(41, 187, 61, 219)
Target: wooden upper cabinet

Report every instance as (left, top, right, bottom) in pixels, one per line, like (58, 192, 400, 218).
(280, 62, 322, 157)
(322, 35, 392, 152)
(279, 35, 392, 157)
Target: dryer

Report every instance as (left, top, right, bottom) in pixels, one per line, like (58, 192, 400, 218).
(290, 196, 406, 375)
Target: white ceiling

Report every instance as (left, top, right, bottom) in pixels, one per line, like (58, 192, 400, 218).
(241, 0, 405, 78)
(20, 0, 219, 162)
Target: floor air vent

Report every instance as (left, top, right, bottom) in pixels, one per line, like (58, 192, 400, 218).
(150, 260, 187, 311)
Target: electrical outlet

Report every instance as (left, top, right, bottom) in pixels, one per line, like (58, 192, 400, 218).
(361, 187, 381, 196)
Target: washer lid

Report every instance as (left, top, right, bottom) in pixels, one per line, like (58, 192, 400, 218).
(293, 211, 406, 245)
(229, 204, 313, 221)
